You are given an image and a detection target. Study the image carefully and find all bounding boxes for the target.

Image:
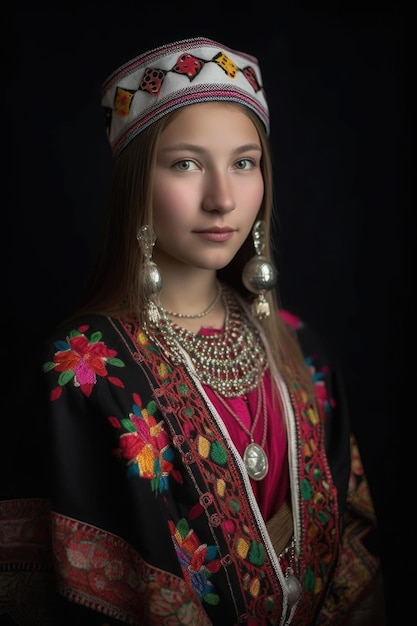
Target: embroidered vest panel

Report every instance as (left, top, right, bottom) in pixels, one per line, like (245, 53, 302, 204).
(116, 316, 340, 624)
(42, 314, 340, 625)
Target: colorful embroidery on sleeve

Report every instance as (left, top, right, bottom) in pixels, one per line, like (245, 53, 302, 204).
(168, 518, 221, 606)
(108, 392, 179, 492)
(42, 324, 125, 400)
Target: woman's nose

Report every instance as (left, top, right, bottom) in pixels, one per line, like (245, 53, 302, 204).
(202, 171, 236, 213)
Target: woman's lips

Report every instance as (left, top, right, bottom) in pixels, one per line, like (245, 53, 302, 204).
(195, 229, 234, 242)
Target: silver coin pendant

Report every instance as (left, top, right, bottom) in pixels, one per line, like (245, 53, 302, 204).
(243, 442, 269, 480)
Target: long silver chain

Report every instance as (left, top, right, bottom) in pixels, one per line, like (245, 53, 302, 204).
(212, 380, 268, 447)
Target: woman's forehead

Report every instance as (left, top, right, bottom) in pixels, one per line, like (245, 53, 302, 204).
(160, 102, 260, 139)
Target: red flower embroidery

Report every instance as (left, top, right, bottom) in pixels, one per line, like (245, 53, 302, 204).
(43, 326, 125, 399)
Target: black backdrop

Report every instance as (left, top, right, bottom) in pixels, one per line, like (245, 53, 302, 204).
(5, 5, 411, 624)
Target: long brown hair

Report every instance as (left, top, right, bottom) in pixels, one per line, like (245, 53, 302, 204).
(78, 104, 314, 396)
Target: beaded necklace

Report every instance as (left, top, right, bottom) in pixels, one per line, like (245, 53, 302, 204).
(163, 281, 222, 319)
(146, 285, 268, 397)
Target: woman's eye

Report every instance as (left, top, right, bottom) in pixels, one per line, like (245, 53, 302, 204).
(235, 158, 254, 170)
(175, 160, 196, 171)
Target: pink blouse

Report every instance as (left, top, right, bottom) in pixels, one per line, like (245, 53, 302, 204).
(200, 329, 289, 522)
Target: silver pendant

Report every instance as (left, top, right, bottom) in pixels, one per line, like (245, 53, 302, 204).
(286, 574, 302, 606)
(243, 442, 269, 480)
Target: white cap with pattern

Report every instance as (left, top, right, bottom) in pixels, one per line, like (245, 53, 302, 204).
(101, 36, 269, 158)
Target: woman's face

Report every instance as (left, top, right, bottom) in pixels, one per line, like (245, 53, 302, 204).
(152, 102, 264, 274)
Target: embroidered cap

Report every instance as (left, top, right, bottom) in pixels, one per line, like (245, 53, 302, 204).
(101, 36, 269, 158)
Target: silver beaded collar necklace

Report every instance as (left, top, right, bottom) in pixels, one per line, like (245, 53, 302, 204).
(145, 284, 268, 398)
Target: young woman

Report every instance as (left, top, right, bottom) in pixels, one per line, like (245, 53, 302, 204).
(2, 37, 383, 625)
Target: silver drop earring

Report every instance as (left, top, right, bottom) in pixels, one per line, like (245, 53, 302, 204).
(242, 220, 278, 319)
(137, 226, 163, 323)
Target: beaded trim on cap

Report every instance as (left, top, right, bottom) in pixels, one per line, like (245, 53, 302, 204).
(144, 285, 268, 397)
(101, 37, 269, 158)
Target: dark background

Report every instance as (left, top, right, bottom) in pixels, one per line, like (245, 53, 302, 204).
(5, 4, 411, 624)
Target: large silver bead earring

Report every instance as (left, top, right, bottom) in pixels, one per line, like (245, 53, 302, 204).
(137, 225, 163, 323)
(242, 220, 277, 319)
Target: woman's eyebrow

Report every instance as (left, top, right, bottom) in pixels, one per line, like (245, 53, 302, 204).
(160, 143, 262, 154)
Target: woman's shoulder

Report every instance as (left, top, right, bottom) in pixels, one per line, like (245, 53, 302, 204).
(279, 307, 340, 416)
(279, 308, 330, 371)
(42, 312, 115, 344)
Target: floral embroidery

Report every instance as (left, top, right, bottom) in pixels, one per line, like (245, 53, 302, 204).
(42, 325, 125, 400)
(109, 392, 179, 493)
(168, 518, 221, 606)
